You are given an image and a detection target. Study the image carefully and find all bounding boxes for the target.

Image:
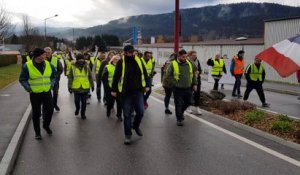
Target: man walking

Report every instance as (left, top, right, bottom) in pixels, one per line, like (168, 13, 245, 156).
(230, 50, 245, 98)
(111, 45, 150, 145)
(141, 51, 155, 109)
(243, 57, 270, 107)
(19, 48, 56, 139)
(166, 49, 197, 126)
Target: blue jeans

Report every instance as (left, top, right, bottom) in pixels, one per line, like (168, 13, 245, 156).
(122, 91, 144, 136)
(173, 88, 192, 121)
(74, 92, 88, 115)
(233, 74, 242, 95)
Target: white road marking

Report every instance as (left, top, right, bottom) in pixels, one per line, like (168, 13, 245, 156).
(150, 95, 300, 167)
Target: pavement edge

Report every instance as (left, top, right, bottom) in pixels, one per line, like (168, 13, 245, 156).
(0, 105, 31, 175)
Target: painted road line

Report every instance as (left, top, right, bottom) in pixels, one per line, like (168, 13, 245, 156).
(150, 96, 300, 167)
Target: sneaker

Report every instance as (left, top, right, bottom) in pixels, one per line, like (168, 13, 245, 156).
(262, 103, 270, 107)
(43, 126, 53, 135)
(54, 105, 60, 111)
(124, 135, 131, 145)
(134, 127, 143, 136)
(165, 109, 172, 114)
(75, 109, 79, 116)
(81, 115, 87, 119)
(237, 94, 243, 98)
(194, 107, 202, 115)
(35, 135, 42, 140)
(186, 106, 193, 113)
(176, 120, 184, 126)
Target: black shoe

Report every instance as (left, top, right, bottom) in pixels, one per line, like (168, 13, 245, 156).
(262, 103, 270, 107)
(165, 109, 172, 114)
(35, 135, 42, 140)
(124, 135, 131, 145)
(232, 94, 237, 97)
(237, 94, 243, 98)
(43, 126, 53, 135)
(134, 127, 143, 136)
(107, 111, 111, 118)
(177, 120, 184, 126)
(75, 109, 79, 115)
(81, 115, 87, 119)
(117, 115, 123, 122)
(54, 105, 60, 111)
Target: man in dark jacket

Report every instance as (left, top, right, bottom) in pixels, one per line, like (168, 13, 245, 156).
(111, 45, 150, 145)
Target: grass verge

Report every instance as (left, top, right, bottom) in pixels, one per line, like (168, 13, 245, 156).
(0, 64, 22, 90)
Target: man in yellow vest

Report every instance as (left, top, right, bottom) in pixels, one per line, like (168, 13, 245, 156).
(141, 51, 155, 109)
(111, 45, 150, 145)
(166, 49, 197, 126)
(68, 54, 94, 119)
(207, 53, 227, 90)
(19, 48, 57, 140)
(44, 47, 63, 111)
(230, 50, 245, 98)
(243, 58, 270, 107)
(94, 51, 106, 102)
(102, 55, 122, 121)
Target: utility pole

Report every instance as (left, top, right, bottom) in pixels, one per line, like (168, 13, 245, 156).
(174, 0, 180, 53)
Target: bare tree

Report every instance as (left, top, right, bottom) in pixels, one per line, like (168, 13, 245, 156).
(0, 6, 14, 37)
(22, 15, 42, 51)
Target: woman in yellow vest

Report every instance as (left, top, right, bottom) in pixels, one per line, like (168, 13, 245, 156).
(243, 57, 270, 107)
(19, 48, 57, 140)
(68, 54, 94, 119)
(102, 55, 122, 121)
(207, 53, 227, 90)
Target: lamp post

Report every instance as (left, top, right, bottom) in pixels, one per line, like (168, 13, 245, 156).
(174, 0, 180, 53)
(44, 14, 58, 40)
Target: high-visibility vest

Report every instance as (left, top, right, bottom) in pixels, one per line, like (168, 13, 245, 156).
(141, 57, 154, 76)
(106, 64, 116, 88)
(50, 56, 58, 69)
(172, 60, 193, 84)
(27, 60, 52, 93)
(65, 59, 72, 76)
(71, 65, 90, 90)
(26, 56, 31, 62)
(95, 59, 101, 75)
(233, 56, 245, 75)
(118, 56, 146, 92)
(211, 59, 224, 76)
(248, 64, 264, 81)
(90, 57, 95, 65)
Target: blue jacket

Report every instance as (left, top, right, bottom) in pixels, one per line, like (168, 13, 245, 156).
(19, 61, 57, 93)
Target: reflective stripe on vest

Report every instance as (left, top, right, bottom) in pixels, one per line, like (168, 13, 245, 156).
(141, 57, 154, 76)
(211, 59, 224, 76)
(118, 56, 146, 92)
(65, 60, 72, 76)
(249, 64, 263, 81)
(50, 56, 58, 69)
(27, 60, 52, 93)
(233, 56, 245, 75)
(96, 59, 101, 75)
(106, 64, 116, 88)
(172, 60, 193, 84)
(71, 65, 90, 90)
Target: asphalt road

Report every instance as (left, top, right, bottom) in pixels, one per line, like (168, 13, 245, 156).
(12, 77, 300, 175)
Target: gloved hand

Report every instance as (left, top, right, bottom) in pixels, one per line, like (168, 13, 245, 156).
(91, 86, 95, 92)
(68, 88, 72, 93)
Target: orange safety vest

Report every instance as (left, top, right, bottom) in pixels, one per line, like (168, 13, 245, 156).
(233, 56, 245, 75)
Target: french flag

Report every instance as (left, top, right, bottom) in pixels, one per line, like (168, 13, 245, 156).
(256, 35, 300, 77)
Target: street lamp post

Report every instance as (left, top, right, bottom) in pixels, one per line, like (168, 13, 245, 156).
(44, 14, 58, 40)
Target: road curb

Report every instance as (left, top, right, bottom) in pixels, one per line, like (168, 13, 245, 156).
(0, 81, 17, 92)
(152, 91, 300, 151)
(0, 105, 31, 175)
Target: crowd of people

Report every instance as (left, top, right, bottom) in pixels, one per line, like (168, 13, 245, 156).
(19, 45, 272, 144)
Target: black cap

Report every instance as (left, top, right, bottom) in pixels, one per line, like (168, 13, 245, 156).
(123, 45, 134, 52)
(238, 50, 245, 54)
(33, 48, 45, 58)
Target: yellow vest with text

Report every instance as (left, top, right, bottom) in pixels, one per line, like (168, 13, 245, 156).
(118, 56, 146, 92)
(106, 64, 116, 88)
(27, 60, 52, 93)
(71, 65, 90, 90)
(249, 64, 264, 81)
(172, 60, 193, 84)
(211, 59, 224, 76)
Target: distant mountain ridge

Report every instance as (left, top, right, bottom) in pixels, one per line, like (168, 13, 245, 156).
(52, 2, 300, 40)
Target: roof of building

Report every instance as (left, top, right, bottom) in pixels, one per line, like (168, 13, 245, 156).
(0, 51, 21, 55)
(264, 16, 300, 22)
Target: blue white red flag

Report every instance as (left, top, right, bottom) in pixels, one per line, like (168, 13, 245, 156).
(256, 35, 300, 77)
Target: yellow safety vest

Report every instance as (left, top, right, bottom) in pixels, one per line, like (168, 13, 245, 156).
(211, 59, 224, 76)
(27, 60, 52, 93)
(118, 56, 146, 92)
(65, 59, 72, 76)
(50, 56, 58, 69)
(172, 60, 193, 84)
(141, 57, 154, 76)
(95, 59, 101, 75)
(26, 56, 31, 62)
(248, 64, 264, 81)
(71, 65, 90, 90)
(106, 64, 116, 88)
(90, 57, 95, 65)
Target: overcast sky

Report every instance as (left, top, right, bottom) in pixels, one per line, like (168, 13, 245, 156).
(2, 0, 300, 28)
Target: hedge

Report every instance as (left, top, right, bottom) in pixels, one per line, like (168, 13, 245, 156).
(0, 55, 18, 67)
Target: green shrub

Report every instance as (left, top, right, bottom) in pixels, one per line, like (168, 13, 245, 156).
(245, 109, 266, 124)
(271, 121, 294, 132)
(0, 55, 18, 67)
(276, 114, 293, 122)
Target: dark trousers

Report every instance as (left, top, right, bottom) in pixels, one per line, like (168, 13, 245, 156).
(232, 75, 242, 95)
(122, 91, 144, 136)
(193, 81, 201, 106)
(74, 92, 88, 115)
(213, 78, 220, 90)
(106, 90, 122, 117)
(173, 88, 192, 121)
(30, 91, 53, 136)
(144, 78, 152, 103)
(163, 86, 173, 109)
(52, 81, 59, 107)
(243, 82, 266, 104)
(96, 81, 102, 101)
